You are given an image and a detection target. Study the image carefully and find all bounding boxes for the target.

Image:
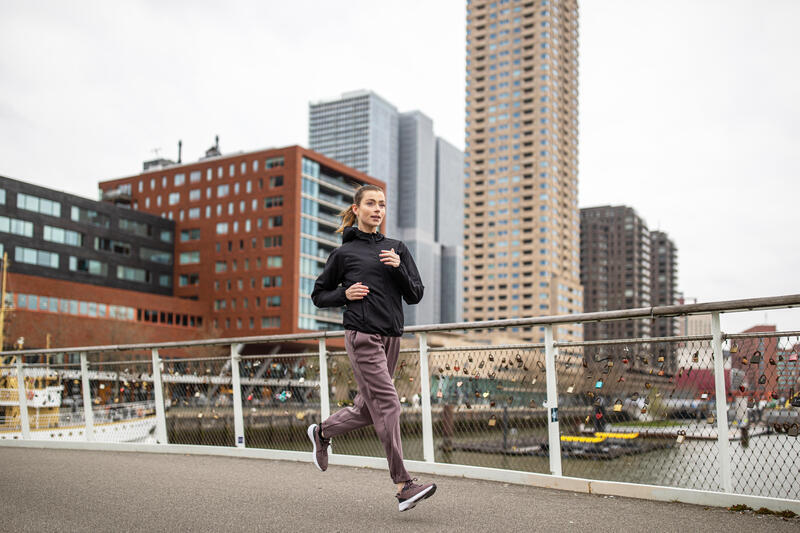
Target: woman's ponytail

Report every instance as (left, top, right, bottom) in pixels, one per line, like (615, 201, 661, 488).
(336, 208, 357, 233)
(335, 184, 384, 234)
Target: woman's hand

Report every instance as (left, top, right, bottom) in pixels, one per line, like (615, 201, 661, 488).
(379, 248, 401, 268)
(346, 282, 369, 300)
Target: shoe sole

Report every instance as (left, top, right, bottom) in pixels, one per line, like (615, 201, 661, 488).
(307, 424, 323, 472)
(398, 483, 436, 512)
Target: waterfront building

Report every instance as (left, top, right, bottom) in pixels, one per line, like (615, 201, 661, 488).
(100, 144, 383, 338)
(463, 0, 583, 342)
(0, 175, 207, 353)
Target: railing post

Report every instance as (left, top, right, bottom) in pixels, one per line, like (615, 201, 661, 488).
(15, 356, 30, 439)
(79, 353, 94, 441)
(711, 312, 733, 493)
(318, 338, 330, 421)
(150, 349, 169, 444)
(418, 332, 435, 463)
(230, 343, 245, 448)
(544, 325, 562, 477)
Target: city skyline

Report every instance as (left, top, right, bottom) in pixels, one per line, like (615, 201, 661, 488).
(1, 0, 799, 333)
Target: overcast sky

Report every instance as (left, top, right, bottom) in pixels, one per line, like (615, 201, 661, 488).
(1, 0, 798, 332)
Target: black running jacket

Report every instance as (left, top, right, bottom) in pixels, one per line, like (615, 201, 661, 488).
(311, 226, 424, 337)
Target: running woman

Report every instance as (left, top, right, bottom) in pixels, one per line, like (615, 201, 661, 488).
(308, 184, 437, 512)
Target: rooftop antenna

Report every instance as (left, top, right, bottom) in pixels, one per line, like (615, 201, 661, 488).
(215, 135, 219, 151)
(178, 140, 182, 164)
(151, 147, 161, 158)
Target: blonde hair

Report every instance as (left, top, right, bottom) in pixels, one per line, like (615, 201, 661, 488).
(336, 184, 384, 233)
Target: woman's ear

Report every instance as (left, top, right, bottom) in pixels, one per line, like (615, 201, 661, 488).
(351, 204, 358, 215)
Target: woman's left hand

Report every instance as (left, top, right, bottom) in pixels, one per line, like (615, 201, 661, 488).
(379, 248, 401, 268)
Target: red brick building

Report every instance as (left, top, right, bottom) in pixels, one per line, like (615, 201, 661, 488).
(99, 145, 383, 340)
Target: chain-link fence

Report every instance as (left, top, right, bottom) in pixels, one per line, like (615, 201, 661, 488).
(429, 344, 550, 474)
(725, 333, 800, 499)
(162, 353, 234, 447)
(240, 349, 320, 452)
(554, 338, 721, 492)
(88, 357, 156, 443)
(3, 297, 800, 504)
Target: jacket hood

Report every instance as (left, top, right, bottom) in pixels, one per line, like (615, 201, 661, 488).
(342, 226, 385, 243)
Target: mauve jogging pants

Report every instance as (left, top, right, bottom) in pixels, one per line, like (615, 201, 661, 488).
(320, 330, 412, 484)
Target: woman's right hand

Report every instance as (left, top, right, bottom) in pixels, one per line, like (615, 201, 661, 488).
(346, 282, 369, 301)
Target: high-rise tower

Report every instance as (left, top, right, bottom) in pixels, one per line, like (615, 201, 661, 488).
(464, 0, 582, 341)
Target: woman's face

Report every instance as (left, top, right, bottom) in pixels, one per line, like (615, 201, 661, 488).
(353, 190, 386, 232)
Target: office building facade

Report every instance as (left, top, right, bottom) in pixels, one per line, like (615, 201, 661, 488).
(464, 0, 582, 341)
(0, 175, 208, 351)
(309, 91, 464, 326)
(100, 145, 383, 338)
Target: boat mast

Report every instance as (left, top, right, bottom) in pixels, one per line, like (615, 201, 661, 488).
(0, 251, 7, 354)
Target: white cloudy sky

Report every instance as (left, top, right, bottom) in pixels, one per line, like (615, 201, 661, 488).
(1, 0, 798, 332)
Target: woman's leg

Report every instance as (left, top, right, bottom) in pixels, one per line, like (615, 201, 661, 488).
(344, 331, 410, 484)
(318, 331, 374, 438)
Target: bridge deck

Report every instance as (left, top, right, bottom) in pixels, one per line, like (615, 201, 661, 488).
(1, 447, 796, 532)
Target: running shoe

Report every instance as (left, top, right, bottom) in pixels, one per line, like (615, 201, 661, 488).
(396, 478, 436, 511)
(307, 423, 330, 471)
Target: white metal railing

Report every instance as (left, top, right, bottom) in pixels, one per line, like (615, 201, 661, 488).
(2, 294, 799, 507)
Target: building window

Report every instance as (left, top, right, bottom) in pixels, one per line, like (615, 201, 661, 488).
(269, 176, 284, 188)
(261, 316, 280, 329)
(160, 229, 173, 243)
(43, 225, 83, 246)
(180, 228, 201, 242)
(67, 256, 107, 276)
(264, 235, 282, 248)
(267, 256, 282, 268)
(71, 206, 110, 228)
(190, 170, 202, 183)
(179, 251, 200, 264)
(94, 237, 131, 255)
(116, 265, 149, 283)
(188, 207, 200, 219)
(262, 275, 282, 288)
(0, 216, 34, 237)
(179, 273, 199, 286)
(218, 185, 229, 198)
(17, 193, 61, 217)
(119, 218, 151, 237)
(264, 196, 283, 208)
(189, 189, 201, 201)
(140, 247, 172, 265)
(168, 192, 180, 205)
(174, 173, 185, 186)
(215, 261, 227, 273)
(266, 296, 281, 307)
(158, 274, 172, 288)
(216, 222, 229, 235)
(265, 156, 284, 169)
(268, 215, 282, 228)
(0, 188, 5, 204)
(15, 246, 58, 268)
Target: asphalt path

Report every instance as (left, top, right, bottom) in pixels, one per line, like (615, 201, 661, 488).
(0, 447, 797, 532)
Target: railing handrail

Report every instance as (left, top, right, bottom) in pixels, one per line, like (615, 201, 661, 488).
(4, 293, 800, 359)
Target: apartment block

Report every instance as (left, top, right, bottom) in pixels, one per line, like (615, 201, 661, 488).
(99, 145, 383, 338)
(464, 0, 583, 342)
(580, 206, 652, 341)
(650, 230, 678, 338)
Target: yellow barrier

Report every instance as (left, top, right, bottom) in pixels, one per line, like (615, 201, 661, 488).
(561, 435, 606, 443)
(595, 432, 639, 440)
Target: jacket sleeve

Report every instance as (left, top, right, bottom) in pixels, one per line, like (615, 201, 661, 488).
(311, 250, 348, 308)
(390, 241, 425, 305)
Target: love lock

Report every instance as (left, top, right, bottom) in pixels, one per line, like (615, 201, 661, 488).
(791, 396, 800, 408)
(750, 351, 762, 364)
(676, 430, 686, 444)
(788, 424, 799, 437)
(758, 374, 767, 385)
(613, 399, 623, 412)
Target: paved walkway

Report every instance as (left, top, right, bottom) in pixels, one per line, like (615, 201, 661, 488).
(1, 447, 797, 532)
